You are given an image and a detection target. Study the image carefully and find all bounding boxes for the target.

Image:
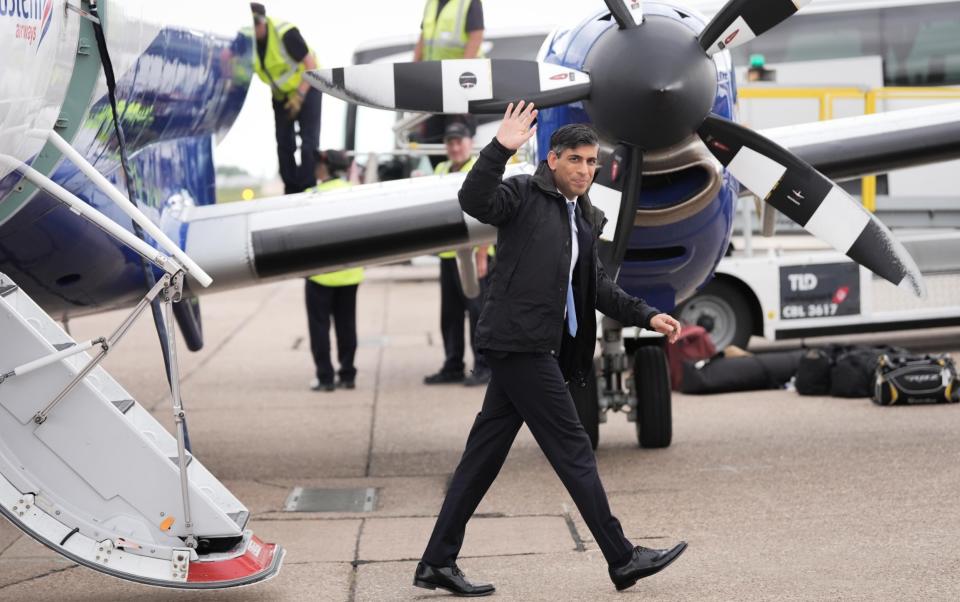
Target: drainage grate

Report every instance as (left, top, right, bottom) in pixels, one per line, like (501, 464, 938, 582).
(284, 487, 378, 512)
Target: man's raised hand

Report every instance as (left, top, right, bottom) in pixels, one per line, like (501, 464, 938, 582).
(495, 101, 538, 151)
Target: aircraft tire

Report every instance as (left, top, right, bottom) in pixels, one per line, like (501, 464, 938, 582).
(570, 373, 600, 451)
(634, 345, 672, 449)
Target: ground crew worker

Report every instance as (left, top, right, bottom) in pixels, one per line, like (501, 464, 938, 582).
(414, 0, 484, 165)
(305, 150, 361, 392)
(414, 0, 484, 62)
(424, 123, 492, 387)
(251, 3, 322, 194)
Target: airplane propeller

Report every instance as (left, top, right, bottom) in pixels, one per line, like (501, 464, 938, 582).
(698, 115, 923, 296)
(307, 59, 591, 116)
(699, 0, 812, 55)
(306, 0, 924, 296)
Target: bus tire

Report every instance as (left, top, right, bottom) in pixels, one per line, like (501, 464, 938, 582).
(676, 278, 754, 350)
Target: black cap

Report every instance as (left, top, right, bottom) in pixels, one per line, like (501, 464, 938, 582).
(443, 122, 471, 141)
(314, 149, 350, 172)
(250, 3, 266, 17)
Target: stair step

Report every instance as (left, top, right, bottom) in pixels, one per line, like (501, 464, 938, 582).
(168, 455, 193, 468)
(111, 399, 135, 414)
(228, 510, 250, 530)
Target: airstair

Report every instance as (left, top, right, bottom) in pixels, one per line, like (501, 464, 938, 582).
(0, 271, 281, 587)
(0, 131, 283, 588)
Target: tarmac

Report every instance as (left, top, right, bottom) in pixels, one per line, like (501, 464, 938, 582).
(2, 264, 960, 601)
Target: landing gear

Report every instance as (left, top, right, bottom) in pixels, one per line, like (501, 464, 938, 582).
(632, 343, 672, 448)
(591, 319, 674, 449)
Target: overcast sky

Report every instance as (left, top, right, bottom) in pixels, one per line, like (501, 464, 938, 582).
(214, 0, 622, 178)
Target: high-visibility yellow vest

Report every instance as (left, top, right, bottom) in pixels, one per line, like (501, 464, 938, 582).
(309, 179, 365, 287)
(421, 0, 484, 61)
(434, 156, 477, 176)
(435, 158, 496, 259)
(252, 17, 316, 100)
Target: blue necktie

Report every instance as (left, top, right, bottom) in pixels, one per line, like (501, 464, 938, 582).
(566, 202, 578, 337)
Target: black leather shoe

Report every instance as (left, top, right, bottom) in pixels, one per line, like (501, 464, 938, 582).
(310, 378, 335, 392)
(609, 543, 687, 591)
(337, 378, 356, 390)
(413, 561, 494, 597)
(424, 370, 465, 385)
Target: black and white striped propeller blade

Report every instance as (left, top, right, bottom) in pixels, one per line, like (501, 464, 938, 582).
(305, 59, 590, 114)
(699, 0, 811, 55)
(698, 114, 925, 297)
(604, 0, 644, 29)
(592, 145, 643, 279)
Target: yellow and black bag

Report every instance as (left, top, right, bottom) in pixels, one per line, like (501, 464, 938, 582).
(872, 353, 959, 406)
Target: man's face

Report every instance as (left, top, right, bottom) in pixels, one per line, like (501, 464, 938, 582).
(254, 20, 267, 40)
(445, 136, 473, 166)
(547, 144, 599, 198)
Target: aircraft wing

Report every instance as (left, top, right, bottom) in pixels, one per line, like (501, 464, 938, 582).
(181, 166, 532, 294)
(761, 102, 960, 182)
(185, 102, 960, 294)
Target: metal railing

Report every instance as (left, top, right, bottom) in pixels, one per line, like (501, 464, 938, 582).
(738, 86, 960, 212)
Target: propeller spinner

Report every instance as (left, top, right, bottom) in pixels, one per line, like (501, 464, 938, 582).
(583, 14, 716, 150)
(307, 0, 924, 296)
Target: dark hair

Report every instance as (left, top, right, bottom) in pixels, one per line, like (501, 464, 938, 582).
(549, 124, 599, 157)
(250, 2, 266, 23)
(314, 149, 350, 174)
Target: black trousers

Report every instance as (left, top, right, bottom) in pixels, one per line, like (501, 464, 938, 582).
(421, 351, 634, 568)
(439, 257, 488, 375)
(273, 87, 322, 194)
(305, 280, 358, 384)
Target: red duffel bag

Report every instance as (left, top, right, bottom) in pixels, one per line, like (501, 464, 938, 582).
(665, 325, 716, 391)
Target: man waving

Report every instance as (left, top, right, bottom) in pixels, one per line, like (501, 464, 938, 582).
(414, 102, 686, 596)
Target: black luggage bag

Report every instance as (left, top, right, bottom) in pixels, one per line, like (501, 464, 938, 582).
(680, 350, 804, 395)
(872, 353, 959, 406)
(796, 345, 907, 398)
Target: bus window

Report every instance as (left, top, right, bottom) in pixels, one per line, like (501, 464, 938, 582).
(883, 5, 960, 85)
(782, 24, 866, 62)
(730, 2, 960, 86)
(731, 12, 880, 65)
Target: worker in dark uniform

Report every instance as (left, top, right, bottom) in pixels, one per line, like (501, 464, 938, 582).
(424, 123, 492, 387)
(414, 0, 484, 166)
(305, 150, 361, 392)
(413, 103, 687, 596)
(251, 3, 322, 194)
